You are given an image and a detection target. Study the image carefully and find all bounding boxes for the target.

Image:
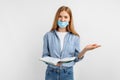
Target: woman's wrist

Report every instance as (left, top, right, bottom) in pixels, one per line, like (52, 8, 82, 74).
(83, 47, 88, 53)
(78, 48, 87, 59)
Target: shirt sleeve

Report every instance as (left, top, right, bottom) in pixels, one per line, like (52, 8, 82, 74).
(74, 36, 84, 62)
(42, 33, 50, 58)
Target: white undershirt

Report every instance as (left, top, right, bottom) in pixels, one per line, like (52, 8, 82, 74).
(56, 31, 68, 51)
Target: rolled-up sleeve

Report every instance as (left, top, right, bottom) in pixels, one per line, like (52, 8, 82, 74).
(74, 36, 84, 62)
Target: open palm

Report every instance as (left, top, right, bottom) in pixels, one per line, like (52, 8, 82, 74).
(85, 44, 101, 51)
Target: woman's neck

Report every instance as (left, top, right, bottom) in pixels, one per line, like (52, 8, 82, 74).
(58, 28, 67, 32)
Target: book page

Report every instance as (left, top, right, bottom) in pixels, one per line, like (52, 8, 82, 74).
(40, 57, 60, 65)
(40, 57, 76, 65)
(60, 57, 76, 63)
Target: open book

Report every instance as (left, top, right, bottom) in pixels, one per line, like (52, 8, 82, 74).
(39, 56, 76, 65)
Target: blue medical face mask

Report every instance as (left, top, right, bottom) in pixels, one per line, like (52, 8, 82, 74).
(57, 20, 69, 28)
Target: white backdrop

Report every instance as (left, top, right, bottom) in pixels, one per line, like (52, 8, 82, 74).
(0, 0, 120, 80)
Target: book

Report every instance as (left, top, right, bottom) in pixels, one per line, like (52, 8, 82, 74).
(39, 56, 76, 65)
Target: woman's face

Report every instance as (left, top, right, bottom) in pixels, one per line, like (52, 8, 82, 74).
(58, 11, 70, 22)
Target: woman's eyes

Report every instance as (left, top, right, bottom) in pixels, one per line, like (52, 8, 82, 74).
(64, 16, 68, 19)
(59, 16, 68, 19)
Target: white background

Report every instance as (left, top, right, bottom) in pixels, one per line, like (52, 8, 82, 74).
(0, 0, 120, 80)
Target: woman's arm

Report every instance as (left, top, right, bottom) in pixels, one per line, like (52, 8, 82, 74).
(78, 44, 101, 59)
(42, 33, 50, 57)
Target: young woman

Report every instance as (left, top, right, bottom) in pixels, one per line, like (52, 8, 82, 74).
(42, 6, 101, 80)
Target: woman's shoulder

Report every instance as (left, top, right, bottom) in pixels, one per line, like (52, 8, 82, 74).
(43, 31, 55, 37)
(70, 32, 80, 39)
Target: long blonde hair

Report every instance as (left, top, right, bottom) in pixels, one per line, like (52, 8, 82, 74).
(50, 6, 79, 37)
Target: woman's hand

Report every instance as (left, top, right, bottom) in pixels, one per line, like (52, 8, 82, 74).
(78, 44, 101, 59)
(56, 62, 62, 66)
(84, 44, 101, 51)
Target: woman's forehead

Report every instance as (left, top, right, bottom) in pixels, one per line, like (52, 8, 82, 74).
(59, 11, 69, 16)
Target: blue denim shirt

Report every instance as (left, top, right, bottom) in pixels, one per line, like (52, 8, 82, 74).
(42, 30, 84, 68)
